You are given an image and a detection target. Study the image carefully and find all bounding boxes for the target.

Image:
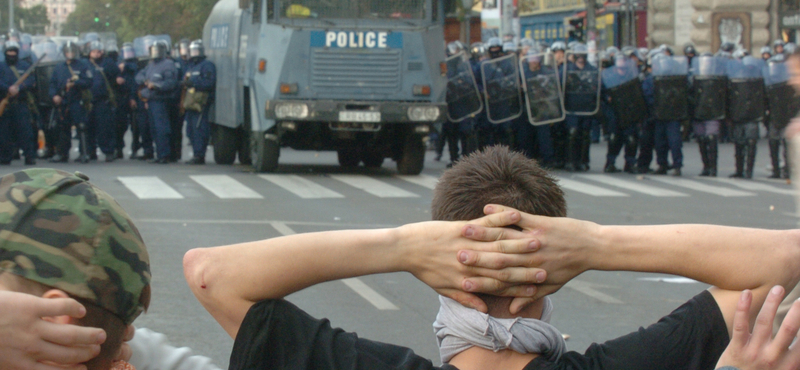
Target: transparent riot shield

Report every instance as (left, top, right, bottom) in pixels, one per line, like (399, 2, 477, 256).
(601, 57, 646, 128)
(133, 35, 171, 58)
(480, 53, 523, 124)
(727, 57, 765, 123)
(652, 55, 689, 121)
(691, 56, 727, 121)
(445, 52, 483, 122)
(519, 53, 564, 126)
(562, 51, 602, 116)
(34, 61, 59, 108)
(764, 62, 798, 129)
(31, 42, 63, 63)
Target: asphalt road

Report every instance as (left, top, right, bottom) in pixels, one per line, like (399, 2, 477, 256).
(2, 139, 796, 367)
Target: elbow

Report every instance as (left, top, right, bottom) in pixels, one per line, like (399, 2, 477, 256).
(183, 248, 210, 296)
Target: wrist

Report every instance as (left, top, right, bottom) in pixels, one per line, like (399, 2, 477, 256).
(386, 225, 415, 273)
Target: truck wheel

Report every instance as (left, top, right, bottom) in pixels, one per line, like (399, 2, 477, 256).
(213, 124, 238, 165)
(238, 129, 252, 165)
(251, 131, 279, 172)
(361, 149, 384, 169)
(397, 134, 425, 175)
(337, 149, 360, 167)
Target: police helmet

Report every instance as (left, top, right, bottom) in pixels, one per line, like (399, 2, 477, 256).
(486, 37, 503, 48)
(607, 46, 621, 57)
(502, 41, 517, 54)
(732, 48, 747, 59)
(189, 40, 204, 58)
(551, 41, 566, 52)
(7, 29, 19, 42)
(179, 38, 191, 57)
(567, 41, 578, 50)
(683, 44, 696, 56)
(774, 39, 786, 49)
(571, 43, 588, 54)
(525, 49, 541, 64)
(760, 46, 772, 56)
(519, 38, 535, 49)
(719, 42, 735, 53)
(122, 42, 136, 61)
(470, 42, 485, 59)
(63, 41, 80, 60)
(4, 40, 19, 53)
(19, 33, 31, 50)
(89, 40, 104, 53)
(446, 41, 465, 56)
(150, 40, 168, 59)
(658, 44, 674, 56)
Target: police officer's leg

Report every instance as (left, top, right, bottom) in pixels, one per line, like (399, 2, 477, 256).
(187, 108, 209, 164)
(580, 117, 592, 171)
(743, 122, 759, 179)
(564, 115, 581, 172)
(94, 102, 116, 161)
(705, 121, 720, 177)
(514, 117, 535, 159)
(666, 120, 683, 176)
(729, 124, 745, 178)
(444, 121, 460, 163)
(604, 113, 623, 172)
(115, 101, 129, 158)
(637, 119, 655, 173)
(168, 98, 182, 162)
(136, 105, 153, 160)
(623, 124, 639, 173)
(694, 121, 710, 176)
(85, 103, 99, 160)
(434, 122, 445, 161)
(13, 104, 36, 165)
(782, 138, 791, 179)
(767, 122, 783, 178)
(0, 114, 11, 164)
(49, 106, 71, 163)
(149, 100, 172, 162)
(653, 120, 669, 174)
(551, 121, 567, 169)
(536, 124, 554, 167)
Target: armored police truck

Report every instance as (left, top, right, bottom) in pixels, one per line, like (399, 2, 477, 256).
(205, 0, 447, 174)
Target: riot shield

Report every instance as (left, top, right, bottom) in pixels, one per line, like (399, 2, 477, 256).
(562, 51, 601, 116)
(133, 35, 171, 58)
(480, 54, 523, 124)
(520, 53, 564, 125)
(601, 58, 646, 128)
(727, 57, 765, 123)
(445, 52, 483, 122)
(34, 61, 59, 109)
(652, 55, 689, 121)
(31, 42, 63, 63)
(690, 56, 727, 121)
(764, 62, 799, 129)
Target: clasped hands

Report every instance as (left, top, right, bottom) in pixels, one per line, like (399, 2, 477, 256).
(401, 204, 592, 314)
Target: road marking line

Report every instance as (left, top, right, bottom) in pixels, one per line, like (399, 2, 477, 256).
(638, 277, 698, 284)
(649, 177, 756, 197)
(118, 177, 184, 199)
(709, 178, 796, 195)
(342, 278, 400, 310)
(269, 222, 399, 310)
(565, 280, 623, 304)
(556, 178, 628, 197)
(190, 175, 263, 199)
(396, 175, 439, 190)
(579, 175, 689, 197)
(331, 175, 419, 198)
(259, 175, 344, 199)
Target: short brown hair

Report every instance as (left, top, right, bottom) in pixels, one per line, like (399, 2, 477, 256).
(432, 146, 566, 222)
(0, 272, 126, 370)
(431, 146, 566, 316)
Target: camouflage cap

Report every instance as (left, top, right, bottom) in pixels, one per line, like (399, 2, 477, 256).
(0, 169, 150, 324)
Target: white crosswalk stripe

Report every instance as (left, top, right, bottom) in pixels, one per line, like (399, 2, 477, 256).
(579, 175, 689, 197)
(396, 175, 439, 190)
(330, 175, 419, 198)
(649, 177, 757, 197)
(556, 178, 628, 197)
(709, 178, 796, 195)
(259, 175, 345, 199)
(190, 175, 263, 199)
(118, 176, 184, 199)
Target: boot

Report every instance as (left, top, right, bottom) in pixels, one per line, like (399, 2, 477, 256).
(623, 134, 639, 172)
(730, 144, 744, 178)
(566, 129, 581, 172)
(707, 137, 718, 177)
(698, 137, 710, 176)
(783, 139, 792, 179)
(769, 139, 781, 179)
(580, 130, 591, 172)
(744, 141, 757, 179)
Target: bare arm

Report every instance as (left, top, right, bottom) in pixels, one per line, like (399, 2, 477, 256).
(458, 205, 800, 335)
(183, 212, 546, 338)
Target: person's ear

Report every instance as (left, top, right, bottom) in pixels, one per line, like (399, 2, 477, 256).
(41, 289, 76, 324)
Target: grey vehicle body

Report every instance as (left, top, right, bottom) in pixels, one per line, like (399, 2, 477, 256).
(204, 0, 447, 174)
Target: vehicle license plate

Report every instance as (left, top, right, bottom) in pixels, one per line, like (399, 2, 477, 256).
(339, 111, 381, 122)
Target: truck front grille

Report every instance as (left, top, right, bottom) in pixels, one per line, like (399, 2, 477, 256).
(311, 49, 402, 95)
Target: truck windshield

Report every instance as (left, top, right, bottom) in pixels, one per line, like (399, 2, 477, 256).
(279, 0, 427, 20)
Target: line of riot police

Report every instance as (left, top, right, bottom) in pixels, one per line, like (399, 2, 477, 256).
(0, 32, 217, 166)
(441, 37, 800, 179)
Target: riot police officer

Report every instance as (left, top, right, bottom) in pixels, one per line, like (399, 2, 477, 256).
(603, 54, 647, 173)
(683, 44, 697, 65)
(49, 41, 93, 163)
(116, 43, 141, 159)
(478, 37, 518, 148)
(727, 56, 765, 179)
(774, 39, 786, 56)
(0, 40, 36, 165)
(562, 43, 598, 172)
(87, 40, 121, 162)
(182, 40, 216, 164)
(761, 46, 773, 61)
(550, 41, 568, 169)
(136, 40, 178, 164)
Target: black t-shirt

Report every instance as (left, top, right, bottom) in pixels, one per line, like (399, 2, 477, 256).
(229, 290, 728, 370)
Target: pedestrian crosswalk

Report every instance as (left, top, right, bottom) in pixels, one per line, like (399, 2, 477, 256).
(116, 173, 794, 201)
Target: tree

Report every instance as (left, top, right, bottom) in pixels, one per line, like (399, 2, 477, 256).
(0, 2, 49, 35)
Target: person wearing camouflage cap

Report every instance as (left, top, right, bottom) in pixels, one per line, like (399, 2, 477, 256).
(0, 168, 150, 370)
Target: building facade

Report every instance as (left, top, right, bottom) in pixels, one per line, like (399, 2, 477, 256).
(649, 0, 772, 54)
(20, 0, 76, 36)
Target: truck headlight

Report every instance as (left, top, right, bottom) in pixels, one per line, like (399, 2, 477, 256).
(275, 103, 309, 119)
(407, 106, 440, 122)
